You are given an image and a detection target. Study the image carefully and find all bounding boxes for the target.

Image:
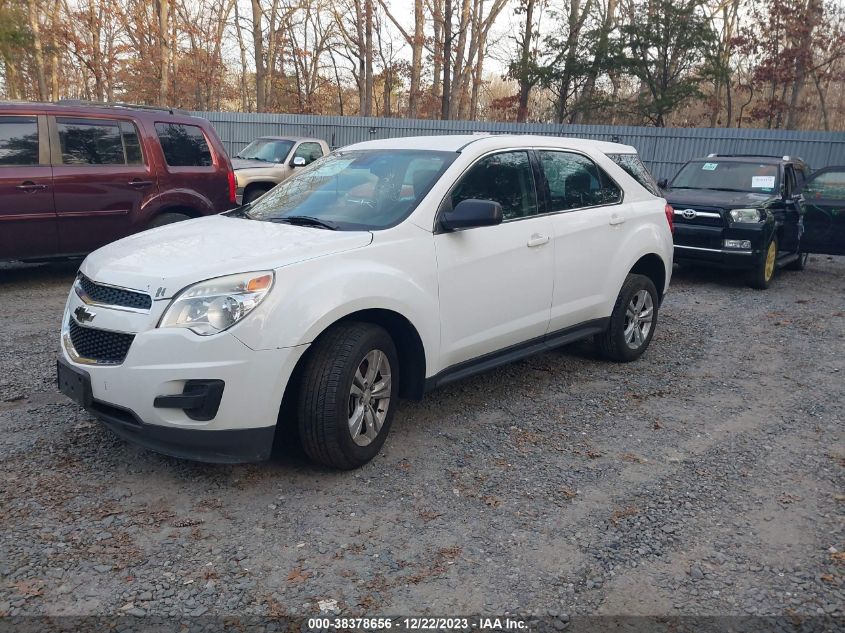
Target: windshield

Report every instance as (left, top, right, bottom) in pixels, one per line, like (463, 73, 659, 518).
(243, 149, 456, 230)
(671, 161, 780, 194)
(237, 139, 294, 163)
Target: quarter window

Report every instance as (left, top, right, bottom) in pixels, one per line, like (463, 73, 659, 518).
(293, 142, 324, 165)
(450, 151, 538, 221)
(0, 116, 39, 166)
(607, 153, 659, 196)
(155, 123, 213, 167)
(57, 117, 126, 165)
(540, 151, 622, 212)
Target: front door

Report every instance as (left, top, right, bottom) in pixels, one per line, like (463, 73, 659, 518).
(800, 167, 845, 256)
(0, 113, 57, 260)
(50, 116, 156, 255)
(434, 150, 554, 369)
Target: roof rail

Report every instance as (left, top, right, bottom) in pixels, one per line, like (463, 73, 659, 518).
(54, 99, 187, 115)
(706, 153, 793, 160)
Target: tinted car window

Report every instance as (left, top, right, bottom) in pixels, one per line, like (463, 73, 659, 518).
(155, 123, 213, 167)
(294, 142, 324, 165)
(451, 151, 538, 221)
(672, 161, 779, 193)
(607, 153, 659, 196)
(540, 151, 622, 211)
(805, 170, 845, 200)
(57, 117, 125, 165)
(0, 116, 39, 166)
(120, 121, 143, 164)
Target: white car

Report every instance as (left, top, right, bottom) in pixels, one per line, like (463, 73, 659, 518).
(57, 135, 674, 468)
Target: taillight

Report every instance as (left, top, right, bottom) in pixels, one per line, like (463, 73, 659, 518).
(664, 203, 674, 234)
(227, 166, 237, 205)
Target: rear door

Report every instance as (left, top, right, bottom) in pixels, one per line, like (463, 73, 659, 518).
(800, 167, 845, 256)
(0, 113, 57, 260)
(50, 115, 155, 255)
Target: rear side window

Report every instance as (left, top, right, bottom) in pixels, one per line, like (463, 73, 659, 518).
(293, 142, 324, 165)
(57, 117, 126, 165)
(607, 153, 660, 196)
(539, 151, 622, 211)
(155, 123, 213, 167)
(0, 116, 40, 166)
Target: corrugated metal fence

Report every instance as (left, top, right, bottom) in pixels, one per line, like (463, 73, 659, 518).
(191, 111, 845, 180)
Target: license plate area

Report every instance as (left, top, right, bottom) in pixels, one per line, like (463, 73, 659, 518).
(57, 360, 92, 408)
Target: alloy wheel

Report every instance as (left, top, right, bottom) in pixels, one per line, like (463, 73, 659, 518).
(348, 349, 392, 446)
(624, 290, 654, 350)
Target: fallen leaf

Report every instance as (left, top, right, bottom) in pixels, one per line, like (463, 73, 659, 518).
(287, 567, 312, 583)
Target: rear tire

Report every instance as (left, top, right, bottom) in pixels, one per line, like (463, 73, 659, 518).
(785, 252, 809, 271)
(297, 322, 399, 469)
(595, 274, 659, 363)
(244, 186, 271, 205)
(746, 236, 778, 289)
(148, 212, 190, 229)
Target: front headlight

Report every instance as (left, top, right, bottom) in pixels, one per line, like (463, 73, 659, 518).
(729, 208, 763, 223)
(158, 271, 274, 336)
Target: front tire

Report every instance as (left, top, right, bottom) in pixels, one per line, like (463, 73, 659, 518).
(297, 322, 399, 469)
(148, 212, 190, 229)
(595, 273, 659, 362)
(244, 186, 271, 205)
(747, 236, 778, 289)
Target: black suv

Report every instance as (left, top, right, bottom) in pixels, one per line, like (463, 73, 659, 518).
(663, 154, 845, 288)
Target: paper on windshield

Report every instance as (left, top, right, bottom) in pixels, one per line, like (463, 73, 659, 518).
(702, 163, 718, 171)
(751, 176, 776, 189)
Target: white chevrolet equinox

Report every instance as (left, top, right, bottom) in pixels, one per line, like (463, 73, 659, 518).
(57, 135, 674, 468)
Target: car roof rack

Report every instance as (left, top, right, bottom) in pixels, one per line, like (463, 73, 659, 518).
(54, 99, 187, 115)
(706, 153, 805, 162)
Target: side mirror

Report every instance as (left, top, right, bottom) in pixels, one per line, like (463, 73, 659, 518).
(440, 199, 503, 231)
(657, 178, 668, 189)
(292, 156, 306, 167)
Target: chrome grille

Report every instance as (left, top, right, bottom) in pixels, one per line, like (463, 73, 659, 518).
(673, 207, 726, 228)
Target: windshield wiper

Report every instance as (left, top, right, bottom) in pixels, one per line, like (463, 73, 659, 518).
(272, 215, 339, 230)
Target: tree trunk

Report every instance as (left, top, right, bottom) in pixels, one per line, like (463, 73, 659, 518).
(27, 0, 48, 100)
(251, 0, 266, 111)
(364, 0, 374, 116)
(234, 0, 250, 111)
(441, 0, 453, 119)
(516, 0, 536, 122)
(408, 0, 424, 117)
(432, 0, 443, 99)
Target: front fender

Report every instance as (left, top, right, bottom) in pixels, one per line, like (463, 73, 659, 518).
(230, 236, 441, 376)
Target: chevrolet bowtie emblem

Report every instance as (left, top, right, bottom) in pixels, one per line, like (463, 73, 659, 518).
(74, 305, 96, 324)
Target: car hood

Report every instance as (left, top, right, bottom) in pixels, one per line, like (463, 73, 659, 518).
(232, 158, 279, 170)
(81, 215, 372, 298)
(665, 188, 777, 210)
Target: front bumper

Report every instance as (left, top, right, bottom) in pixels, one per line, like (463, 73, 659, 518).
(674, 224, 763, 269)
(58, 289, 308, 463)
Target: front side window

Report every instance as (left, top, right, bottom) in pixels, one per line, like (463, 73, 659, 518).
(237, 138, 294, 163)
(57, 117, 127, 165)
(450, 151, 538, 221)
(0, 116, 39, 166)
(293, 142, 324, 165)
(607, 152, 659, 196)
(805, 169, 845, 200)
(243, 149, 456, 230)
(540, 151, 622, 211)
(155, 123, 213, 167)
(672, 161, 780, 194)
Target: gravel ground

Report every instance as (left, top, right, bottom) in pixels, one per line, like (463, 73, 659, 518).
(0, 256, 843, 622)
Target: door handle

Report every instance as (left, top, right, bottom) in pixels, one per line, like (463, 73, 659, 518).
(128, 179, 154, 187)
(16, 181, 48, 192)
(527, 233, 550, 247)
(609, 214, 626, 226)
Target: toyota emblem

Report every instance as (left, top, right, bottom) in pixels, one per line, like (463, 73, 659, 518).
(682, 208, 697, 219)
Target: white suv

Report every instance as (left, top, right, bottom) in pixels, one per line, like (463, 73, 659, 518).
(57, 135, 673, 468)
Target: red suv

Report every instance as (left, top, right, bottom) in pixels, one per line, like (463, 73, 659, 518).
(0, 101, 236, 261)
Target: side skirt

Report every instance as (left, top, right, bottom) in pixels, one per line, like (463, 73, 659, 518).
(424, 317, 609, 393)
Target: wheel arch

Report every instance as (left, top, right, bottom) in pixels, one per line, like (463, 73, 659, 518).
(629, 253, 667, 305)
(243, 181, 276, 200)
